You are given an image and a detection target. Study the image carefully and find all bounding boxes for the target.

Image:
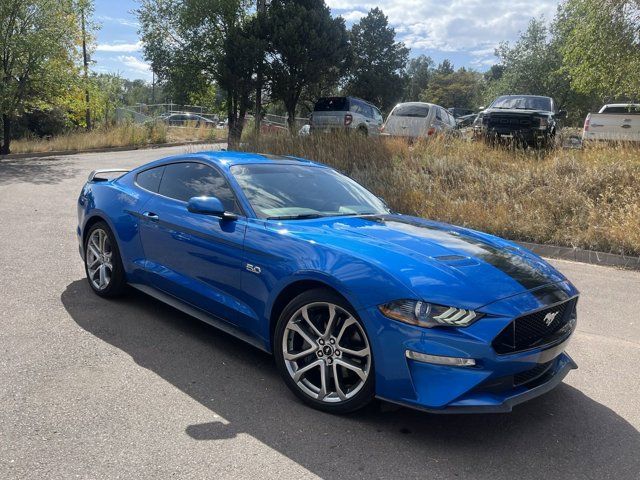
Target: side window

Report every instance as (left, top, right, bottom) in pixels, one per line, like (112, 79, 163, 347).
(159, 162, 240, 213)
(350, 100, 363, 115)
(446, 111, 456, 127)
(136, 166, 165, 193)
(373, 107, 383, 122)
(435, 108, 443, 122)
(364, 104, 375, 119)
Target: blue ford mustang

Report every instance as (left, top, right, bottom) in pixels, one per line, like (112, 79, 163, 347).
(77, 151, 578, 414)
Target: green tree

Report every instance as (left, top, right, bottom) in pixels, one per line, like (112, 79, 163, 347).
(435, 59, 454, 75)
(421, 66, 483, 110)
(265, 0, 349, 131)
(137, 0, 259, 145)
(137, 0, 214, 107)
(345, 8, 409, 111)
(556, 0, 640, 100)
(404, 55, 433, 101)
(0, 0, 83, 154)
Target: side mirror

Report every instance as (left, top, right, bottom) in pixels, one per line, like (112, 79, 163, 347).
(187, 196, 237, 220)
(557, 110, 568, 119)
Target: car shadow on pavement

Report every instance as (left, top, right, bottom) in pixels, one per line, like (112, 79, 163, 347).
(61, 280, 640, 480)
(0, 157, 80, 185)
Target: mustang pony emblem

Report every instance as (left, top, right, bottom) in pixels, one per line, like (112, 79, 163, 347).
(543, 311, 559, 326)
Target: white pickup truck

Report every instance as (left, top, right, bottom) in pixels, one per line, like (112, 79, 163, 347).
(583, 104, 640, 142)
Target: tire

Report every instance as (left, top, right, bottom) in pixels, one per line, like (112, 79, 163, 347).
(84, 221, 127, 298)
(357, 126, 368, 136)
(274, 288, 375, 414)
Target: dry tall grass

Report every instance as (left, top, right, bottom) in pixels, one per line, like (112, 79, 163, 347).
(10, 123, 226, 154)
(241, 133, 640, 256)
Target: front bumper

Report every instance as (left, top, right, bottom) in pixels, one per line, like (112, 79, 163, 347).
(360, 281, 579, 413)
(380, 348, 576, 414)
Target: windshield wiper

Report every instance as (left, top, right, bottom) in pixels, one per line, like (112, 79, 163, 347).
(331, 212, 379, 217)
(266, 213, 324, 220)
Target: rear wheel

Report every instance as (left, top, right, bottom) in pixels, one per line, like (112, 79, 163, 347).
(274, 289, 374, 413)
(84, 221, 126, 298)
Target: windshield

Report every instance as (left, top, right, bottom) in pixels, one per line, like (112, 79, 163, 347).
(601, 105, 640, 114)
(230, 164, 389, 219)
(391, 104, 430, 118)
(491, 96, 552, 111)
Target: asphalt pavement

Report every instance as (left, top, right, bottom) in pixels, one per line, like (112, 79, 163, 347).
(1, 145, 639, 479)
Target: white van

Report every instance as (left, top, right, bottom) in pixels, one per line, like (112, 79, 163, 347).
(382, 102, 457, 139)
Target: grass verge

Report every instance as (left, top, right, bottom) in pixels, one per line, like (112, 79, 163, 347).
(8, 123, 226, 154)
(241, 133, 640, 257)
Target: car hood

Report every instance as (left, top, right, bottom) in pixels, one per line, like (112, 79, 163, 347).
(276, 214, 566, 310)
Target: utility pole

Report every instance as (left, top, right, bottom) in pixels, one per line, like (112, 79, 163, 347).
(81, 6, 92, 130)
(255, 0, 266, 134)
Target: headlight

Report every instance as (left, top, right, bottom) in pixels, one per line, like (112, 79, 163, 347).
(378, 299, 482, 328)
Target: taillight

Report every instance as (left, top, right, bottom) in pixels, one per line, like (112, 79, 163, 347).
(427, 127, 436, 136)
(584, 114, 590, 132)
(380, 123, 385, 132)
(344, 114, 353, 126)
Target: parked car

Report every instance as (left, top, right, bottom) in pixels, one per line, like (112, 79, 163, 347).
(310, 96, 383, 136)
(78, 152, 579, 414)
(456, 113, 478, 128)
(382, 102, 457, 139)
(474, 95, 566, 148)
(161, 113, 216, 128)
(582, 104, 640, 143)
(448, 107, 475, 118)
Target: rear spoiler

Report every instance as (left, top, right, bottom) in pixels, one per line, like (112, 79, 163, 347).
(88, 169, 130, 182)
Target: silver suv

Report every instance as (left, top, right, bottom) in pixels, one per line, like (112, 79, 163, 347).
(310, 96, 383, 136)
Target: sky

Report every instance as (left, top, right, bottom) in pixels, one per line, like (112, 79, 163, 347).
(93, 0, 561, 82)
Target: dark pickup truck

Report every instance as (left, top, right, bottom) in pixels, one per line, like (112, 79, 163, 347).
(473, 95, 566, 148)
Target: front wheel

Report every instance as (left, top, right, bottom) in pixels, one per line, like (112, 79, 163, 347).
(84, 221, 127, 298)
(274, 289, 375, 413)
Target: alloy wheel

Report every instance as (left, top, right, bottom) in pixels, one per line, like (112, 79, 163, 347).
(86, 228, 113, 291)
(282, 302, 371, 403)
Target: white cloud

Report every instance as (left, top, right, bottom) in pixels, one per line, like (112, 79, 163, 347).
(329, 0, 559, 60)
(117, 55, 151, 74)
(340, 10, 367, 22)
(97, 41, 142, 53)
(97, 15, 140, 29)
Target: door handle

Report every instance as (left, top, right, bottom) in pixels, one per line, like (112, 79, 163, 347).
(621, 124, 631, 129)
(142, 211, 159, 222)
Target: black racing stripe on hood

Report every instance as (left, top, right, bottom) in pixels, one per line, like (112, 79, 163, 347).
(373, 215, 554, 291)
(528, 283, 571, 304)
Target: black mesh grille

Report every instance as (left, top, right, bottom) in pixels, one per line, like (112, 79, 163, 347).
(488, 115, 535, 129)
(514, 361, 553, 386)
(492, 298, 577, 354)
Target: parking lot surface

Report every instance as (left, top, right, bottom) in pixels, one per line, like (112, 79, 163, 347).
(1, 146, 639, 479)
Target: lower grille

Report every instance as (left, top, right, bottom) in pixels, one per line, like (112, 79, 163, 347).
(492, 298, 578, 354)
(514, 361, 553, 386)
(475, 360, 556, 394)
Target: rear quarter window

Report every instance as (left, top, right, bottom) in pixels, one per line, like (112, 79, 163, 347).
(136, 166, 165, 193)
